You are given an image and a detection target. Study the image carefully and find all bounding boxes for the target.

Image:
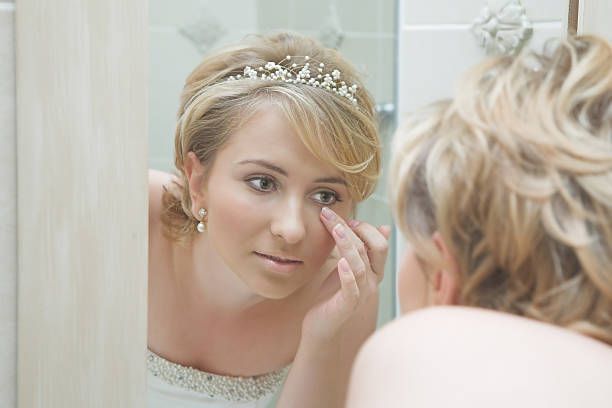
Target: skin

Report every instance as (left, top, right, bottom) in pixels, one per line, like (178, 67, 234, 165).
(148, 104, 389, 405)
(347, 306, 612, 408)
(396, 232, 460, 313)
(396, 242, 430, 313)
(346, 226, 612, 408)
(185, 104, 355, 302)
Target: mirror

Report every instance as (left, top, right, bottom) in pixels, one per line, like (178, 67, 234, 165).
(149, 0, 397, 321)
(148, 1, 397, 406)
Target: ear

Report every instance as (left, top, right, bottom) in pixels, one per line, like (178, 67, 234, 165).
(184, 151, 208, 215)
(429, 231, 460, 306)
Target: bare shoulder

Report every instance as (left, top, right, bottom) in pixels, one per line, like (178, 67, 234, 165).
(347, 307, 612, 408)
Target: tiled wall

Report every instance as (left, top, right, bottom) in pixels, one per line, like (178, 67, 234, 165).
(149, 0, 260, 171)
(149, 0, 398, 327)
(149, 0, 396, 171)
(256, 0, 396, 104)
(0, 3, 16, 407)
(398, 0, 563, 116)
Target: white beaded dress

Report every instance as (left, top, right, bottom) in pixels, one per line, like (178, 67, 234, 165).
(147, 349, 289, 408)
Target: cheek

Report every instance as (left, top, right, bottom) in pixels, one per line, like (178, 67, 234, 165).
(207, 186, 263, 245)
(397, 245, 429, 314)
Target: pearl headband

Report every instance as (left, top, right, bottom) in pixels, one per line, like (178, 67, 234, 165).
(227, 55, 359, 105)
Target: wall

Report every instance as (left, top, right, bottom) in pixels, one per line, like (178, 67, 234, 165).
(149, 0, 395, 173)
(149, 0, 259, 171)
(579, 0, 612, 42)
(16, 1, 148, 406)
(398, 0, 563, 116)
(0, 2, 16, 407)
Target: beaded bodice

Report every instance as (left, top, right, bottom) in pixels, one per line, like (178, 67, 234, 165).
(147, 349, 289, 402)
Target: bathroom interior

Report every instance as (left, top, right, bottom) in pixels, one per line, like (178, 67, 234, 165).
(1, 0, 610, 406)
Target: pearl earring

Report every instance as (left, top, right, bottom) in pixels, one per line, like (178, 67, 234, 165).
(197, 208, 208, 232)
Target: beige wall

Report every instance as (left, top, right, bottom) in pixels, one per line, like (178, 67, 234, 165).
(0, 2, 16, 407)
(16, 1, 148, 407)
(579, 0, 612, 42)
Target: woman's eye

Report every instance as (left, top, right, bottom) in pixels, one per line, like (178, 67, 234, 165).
(247, 177, 276, 192)
(312, 191, 338, 205)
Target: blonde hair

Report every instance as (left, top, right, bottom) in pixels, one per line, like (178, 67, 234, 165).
(162, 32, 381, 243)
(391, 35, 612, 345)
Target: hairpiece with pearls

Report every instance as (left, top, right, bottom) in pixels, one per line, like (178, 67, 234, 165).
(226, 55, 358, 105)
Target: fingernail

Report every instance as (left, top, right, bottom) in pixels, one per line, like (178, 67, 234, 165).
(321, 207, 335, 220)
(348, 219, 360, 228)
(334, 224, 346, 239)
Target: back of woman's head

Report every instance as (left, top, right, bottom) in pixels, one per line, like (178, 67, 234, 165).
(163, 32, 381, 243)
(391, 35, 612, 345)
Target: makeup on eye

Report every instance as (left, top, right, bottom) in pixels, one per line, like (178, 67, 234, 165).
(311, 190, 342, 205)
(238, 159, 348, 186)
(244, 175, 342, 205)
(246, 175, 277, 192)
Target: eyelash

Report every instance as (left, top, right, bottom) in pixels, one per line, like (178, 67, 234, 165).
(246, 176, 277, 193)
(245, 176, 342, 205)
(311, 191, 341, 205)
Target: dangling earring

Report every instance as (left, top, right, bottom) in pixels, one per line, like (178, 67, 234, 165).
(197, 208, 208, 232)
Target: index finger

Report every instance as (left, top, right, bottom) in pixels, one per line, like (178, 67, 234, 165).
(320, 206, 368, 267)
(320, 206, 354, 238)
(378, 225, 391, 240)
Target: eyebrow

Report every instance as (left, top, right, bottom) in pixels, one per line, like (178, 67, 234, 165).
(238, 159, 348, 186)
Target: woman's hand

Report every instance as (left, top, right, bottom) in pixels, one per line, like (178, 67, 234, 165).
(301, 206, 391, 343)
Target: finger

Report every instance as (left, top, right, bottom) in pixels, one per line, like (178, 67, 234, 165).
(348, 221, 389, 252)
(378, 225, 391, 240)
(321, 207, 370, 285)
(320, 207, 365, 260)
(334, 257, 360, 313)
(332, 223, 368, 286)
(348, 221, 389, 283)
(330, 245, 341, 260)
(320, 245, 341, 272)
(321, 257, 360, 330)
(320, 206, 354, 237)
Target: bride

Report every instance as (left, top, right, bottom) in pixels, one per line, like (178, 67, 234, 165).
(147, 32, 390, 407)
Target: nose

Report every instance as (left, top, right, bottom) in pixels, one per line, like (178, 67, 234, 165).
(270, 198, 306, 245)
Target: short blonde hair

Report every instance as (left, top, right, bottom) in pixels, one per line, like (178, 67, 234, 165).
(391, 35, 612, 345)
(162, 32, 381, 243)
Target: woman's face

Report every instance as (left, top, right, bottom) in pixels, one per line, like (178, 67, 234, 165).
(200, 105, 353, 299)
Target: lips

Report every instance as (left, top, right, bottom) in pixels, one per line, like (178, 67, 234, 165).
(254, 251, 303, 264)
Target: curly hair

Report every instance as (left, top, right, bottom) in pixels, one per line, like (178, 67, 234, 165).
(391, 35, 612, 345)
(161, 32, 381, 244)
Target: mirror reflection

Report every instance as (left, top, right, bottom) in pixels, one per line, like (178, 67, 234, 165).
(148, 1, 397, 407)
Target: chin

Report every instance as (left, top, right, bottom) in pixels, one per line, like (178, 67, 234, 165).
(236, 254, 316, 300)
(250, 280, 304, 300)
(240, 271, 311, 300)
